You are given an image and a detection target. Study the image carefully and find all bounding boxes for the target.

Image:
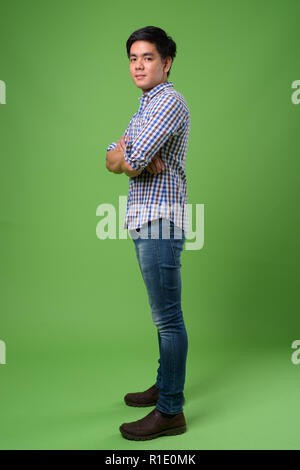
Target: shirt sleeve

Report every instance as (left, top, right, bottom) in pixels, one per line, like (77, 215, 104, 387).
(123, 96, 187, 171)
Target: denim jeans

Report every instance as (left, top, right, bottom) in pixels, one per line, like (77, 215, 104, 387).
(129, 218, 188, 415)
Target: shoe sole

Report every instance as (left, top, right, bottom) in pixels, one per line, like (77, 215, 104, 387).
(124, 397, 186, 407)
(124, 398, 158, 407)
(119, 424, 186, 441)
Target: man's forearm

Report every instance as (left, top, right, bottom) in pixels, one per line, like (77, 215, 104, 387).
(106, 148, 144, 177)
(106, 148, 124, 174)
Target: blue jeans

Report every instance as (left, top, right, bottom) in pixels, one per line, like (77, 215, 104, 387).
(129, 218, 188, 415)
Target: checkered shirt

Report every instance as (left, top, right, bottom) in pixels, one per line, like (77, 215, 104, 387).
(106, 81, 191, 232)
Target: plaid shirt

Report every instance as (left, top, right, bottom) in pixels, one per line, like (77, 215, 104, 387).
(106, 81, 190, 232)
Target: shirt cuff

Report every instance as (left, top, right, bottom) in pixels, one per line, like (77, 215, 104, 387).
(124, 153, 141, 170)
(124, 145, 147, 171)
(106, 142, 117, 152)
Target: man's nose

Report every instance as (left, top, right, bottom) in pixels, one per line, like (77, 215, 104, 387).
(135, 60, 144, 69)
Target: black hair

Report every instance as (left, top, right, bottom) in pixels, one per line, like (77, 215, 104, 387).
(126, 26, 177, 78)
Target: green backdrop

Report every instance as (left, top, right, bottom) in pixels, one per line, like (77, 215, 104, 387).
(0, 0, 300, 450)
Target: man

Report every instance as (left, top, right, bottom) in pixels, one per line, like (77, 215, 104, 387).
(106, 26, 190, 441)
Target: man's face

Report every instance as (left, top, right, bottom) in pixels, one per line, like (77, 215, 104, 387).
(129, 40, 172, 93)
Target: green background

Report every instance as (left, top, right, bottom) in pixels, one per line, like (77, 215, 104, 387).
(1, 0, 300, 450)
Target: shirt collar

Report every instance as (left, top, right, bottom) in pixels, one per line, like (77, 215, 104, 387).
(138, 81, 174, 103)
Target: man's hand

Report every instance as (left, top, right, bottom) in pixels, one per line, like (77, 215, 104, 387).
(116, 135, 143, 176)
(145, 153, 165, 175)
(115, 135, 127, 153)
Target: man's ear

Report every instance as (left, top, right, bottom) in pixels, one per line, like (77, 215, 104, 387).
(164, 56, 172, 74)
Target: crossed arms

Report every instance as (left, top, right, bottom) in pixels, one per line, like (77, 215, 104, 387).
(105, 95, 186, 178)
(106, 136, 164, 178)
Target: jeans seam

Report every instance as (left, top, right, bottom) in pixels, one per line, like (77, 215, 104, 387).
(170, 332, 175, 413)
(155, 238, 164, 302)
(156, 238, 162, 398)
(170, 238, 180, 267)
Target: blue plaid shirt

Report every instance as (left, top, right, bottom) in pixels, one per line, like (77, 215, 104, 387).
(106, 81, 190, 232)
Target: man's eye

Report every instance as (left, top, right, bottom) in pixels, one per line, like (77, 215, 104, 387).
(130, 58, 152, 62)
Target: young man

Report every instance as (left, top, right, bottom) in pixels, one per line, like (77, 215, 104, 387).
(106, 26, 191, 441)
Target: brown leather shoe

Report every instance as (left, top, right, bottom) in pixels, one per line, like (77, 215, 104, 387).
(124, 384, 186, 407)
(124, 384, 159, 407)
(119, 408, 186, 441)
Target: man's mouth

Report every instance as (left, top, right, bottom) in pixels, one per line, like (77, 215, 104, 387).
(136, 75, 146, 79)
